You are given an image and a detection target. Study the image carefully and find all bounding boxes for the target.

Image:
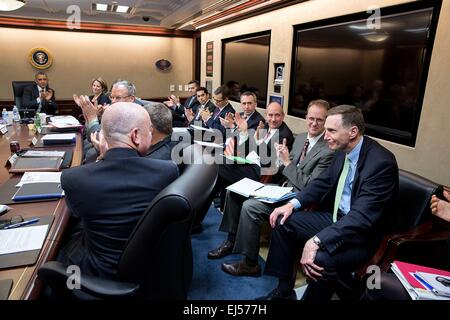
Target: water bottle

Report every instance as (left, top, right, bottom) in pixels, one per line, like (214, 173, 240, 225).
(2, 108, 8, 125)
(34, 112, 41, 131)
(12, 105, 20, 122)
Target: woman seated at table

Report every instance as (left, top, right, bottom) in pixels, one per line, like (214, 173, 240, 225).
(89, 77, 111, 108)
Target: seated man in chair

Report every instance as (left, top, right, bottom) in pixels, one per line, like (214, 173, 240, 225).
(22, 71, 57, 114)
(209, 100, 334, 278)
(58, 102, 179, 279)
(259, 105, 399, 300)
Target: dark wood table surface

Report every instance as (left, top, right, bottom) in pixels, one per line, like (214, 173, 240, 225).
(0, 123, 82, 299)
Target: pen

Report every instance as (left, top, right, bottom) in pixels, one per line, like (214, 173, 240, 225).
(413, 273, 439, 295)
(2, 218, 40, 229)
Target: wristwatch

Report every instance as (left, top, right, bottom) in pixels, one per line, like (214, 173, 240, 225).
(312, 236, 323, 249)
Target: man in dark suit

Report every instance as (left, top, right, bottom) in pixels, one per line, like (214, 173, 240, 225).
(202, 85, 236, 139)
(166, 80, 200, 127)
(211, 100, 334, 277)
(259, 105, 398, 300)
(22, 71, 57, 114)
(144, 103, 179, 161)
(59, 102, 179, 279)
(185, 87, 216, 126)
(218, 102, 294, 185)
(219, 91, 265, 131)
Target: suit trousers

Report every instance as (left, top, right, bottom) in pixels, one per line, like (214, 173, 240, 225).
(264, 210, 372, 300)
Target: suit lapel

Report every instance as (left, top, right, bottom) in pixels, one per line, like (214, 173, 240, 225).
(298, 135, 326, 168)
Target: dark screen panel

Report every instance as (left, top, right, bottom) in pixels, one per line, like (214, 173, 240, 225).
(289, 0, 441, 146)
(222, 31, 271, 106)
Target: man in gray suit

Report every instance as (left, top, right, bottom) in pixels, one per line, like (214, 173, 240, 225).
(208, 100, 334, 277)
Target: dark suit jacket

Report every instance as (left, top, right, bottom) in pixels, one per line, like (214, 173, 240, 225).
(244, 111, 265, 130)
(282, 132, 334, 192)
(22, 85, 57, 114)
(60, 148, 179, 279)
(89, 93, 111, 106)
(173, 95, 201, 125)
(146, 135, 179, 161)
(296, 136, 398, 254)
(205, 103, 236, 138)
(189, 100, 216, 126)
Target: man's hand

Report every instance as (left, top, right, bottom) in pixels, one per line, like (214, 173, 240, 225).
(184, 108, 195, 122)
(44, 89, 53, 101)
(200, 108, 212, 122)
(430, 190, 450, 222)
(73, 94, 98, 124)
(275, 138, 290, 166)
(220, 112, 235, 129)
(300, 238, 324, 281)
(269, 202, 294, 228)
(255, 121, 265, 140)
(234, 112, 248, 133)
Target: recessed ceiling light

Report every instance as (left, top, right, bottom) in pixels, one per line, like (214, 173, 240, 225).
(96, 3, 108, 11)
(115, 5, 129, 13)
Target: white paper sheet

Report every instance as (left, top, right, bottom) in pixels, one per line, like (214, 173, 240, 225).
(190, 124, 215, 133)
(16, 172, 62, 187)
(42, 133, 76, 141)
(194, 140, 224, 148)
(226, 178, 264, 198)
(21, 150, 65, 158)
(0, 225, 48, 255)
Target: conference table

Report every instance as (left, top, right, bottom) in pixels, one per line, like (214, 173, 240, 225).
(0, 123, 82, 300)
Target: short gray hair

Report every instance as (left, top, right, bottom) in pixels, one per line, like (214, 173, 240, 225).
(144, 103, 173, 135)
(112, 79, 136, 96)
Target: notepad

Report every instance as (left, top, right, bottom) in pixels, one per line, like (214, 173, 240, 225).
(12, 182, 64, 201)
(9, 156, 62, 173)
(41, 133, 76, 145)
(0, 225, 48, 255)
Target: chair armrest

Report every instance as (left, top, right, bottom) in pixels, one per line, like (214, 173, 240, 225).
(38, 261, 140, 299)
(355, 221, 434, 277)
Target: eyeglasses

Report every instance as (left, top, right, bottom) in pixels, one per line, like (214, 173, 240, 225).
(306, 117, 325, 124)
(109, 95, 131, 101)
(213, 97, 225, 103)
(436, 276, 450, 287)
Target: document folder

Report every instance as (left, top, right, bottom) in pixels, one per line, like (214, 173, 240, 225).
(9, 156, 62, 173)
(12, 182, 64, 202)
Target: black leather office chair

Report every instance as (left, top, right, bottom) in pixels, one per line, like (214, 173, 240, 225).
(336, 169, 445, 299)
(37, 144, 218, 299)
(12, 81, 35, 110)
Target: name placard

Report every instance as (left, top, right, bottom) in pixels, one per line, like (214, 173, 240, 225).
(0, 125, 7, 134)
(31, 137, 38, 146)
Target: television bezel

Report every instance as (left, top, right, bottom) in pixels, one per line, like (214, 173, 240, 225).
(288, 0, 442, 146)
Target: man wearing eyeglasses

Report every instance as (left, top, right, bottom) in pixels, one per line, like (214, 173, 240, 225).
(210, 100, 334, 276)
(200, 85, 236, 138)
(74, 80, 143, 163)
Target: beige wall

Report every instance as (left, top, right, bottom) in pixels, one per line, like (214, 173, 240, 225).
(0, 27, 194, 99)
(201, 0, 450, 186)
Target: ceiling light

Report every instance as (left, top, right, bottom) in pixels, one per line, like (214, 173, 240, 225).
(0, 0, 26, 11)
(115, 5, 129, 13)
(96, 3, 108, 11)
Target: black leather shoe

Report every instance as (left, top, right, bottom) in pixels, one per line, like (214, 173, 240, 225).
(256, 288, 297, 300)
(207, 240, 234, 259)
(221, 260, 261, 277)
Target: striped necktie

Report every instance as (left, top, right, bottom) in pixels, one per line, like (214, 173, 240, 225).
(298, 139, 310, 164)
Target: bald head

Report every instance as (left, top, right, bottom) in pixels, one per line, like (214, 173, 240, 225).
(101, 102, 152, 155)
(266, 102, 285, 129)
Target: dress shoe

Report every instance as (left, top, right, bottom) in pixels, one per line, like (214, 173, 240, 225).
(207, 240, 234, 259)
(256, 288, 297, 300)
(221, 260, 261, 277)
